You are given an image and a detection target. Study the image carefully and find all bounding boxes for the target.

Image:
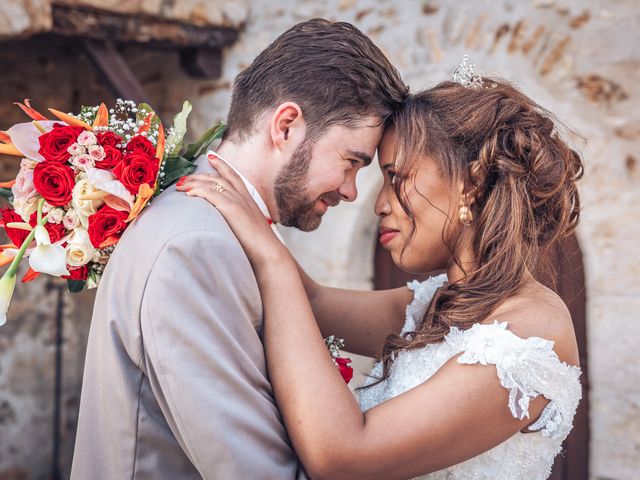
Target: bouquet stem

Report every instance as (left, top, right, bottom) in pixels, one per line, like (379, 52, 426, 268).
(0, 199, 47, 324)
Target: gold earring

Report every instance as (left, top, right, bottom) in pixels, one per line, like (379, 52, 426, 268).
(458, 195, 473, 227)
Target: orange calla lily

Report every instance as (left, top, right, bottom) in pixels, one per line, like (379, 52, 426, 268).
(99, 236, 120, 249)
(0, 253, 14, 268)
(21, 267, 41, 283)
(93, 103, 109, 128)
(0, 180, 16, 188)
(137, 112, 155, 135)
(155, 123, 165, 165)
(0, 129, 21, 156)
(14, 99, 48, 121)
(0, 244, 18, 252)
(48, 108, 92, 130)
(126, 183, 155, 223)
(0, 144, 23, 156)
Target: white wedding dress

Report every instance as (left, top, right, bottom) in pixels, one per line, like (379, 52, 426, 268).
(358, 274, 582, 480)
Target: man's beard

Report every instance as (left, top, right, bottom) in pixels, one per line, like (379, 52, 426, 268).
(274, 139, 341, 232)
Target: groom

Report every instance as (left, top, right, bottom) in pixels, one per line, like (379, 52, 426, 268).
(71, 19, 406, 479)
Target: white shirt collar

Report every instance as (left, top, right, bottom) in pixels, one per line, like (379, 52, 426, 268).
(206, 149, 284, 242)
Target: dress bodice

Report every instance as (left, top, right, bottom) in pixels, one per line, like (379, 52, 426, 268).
(357, 275, 582, 480)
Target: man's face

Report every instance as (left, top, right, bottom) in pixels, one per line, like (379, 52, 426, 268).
(274, 117, 383, 231)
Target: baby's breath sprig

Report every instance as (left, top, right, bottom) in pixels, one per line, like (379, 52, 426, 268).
(324, 335, 346, 358)
(76, 105, 100, 124)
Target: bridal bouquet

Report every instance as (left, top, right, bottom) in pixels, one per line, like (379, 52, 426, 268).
(0, 99, 225, 325)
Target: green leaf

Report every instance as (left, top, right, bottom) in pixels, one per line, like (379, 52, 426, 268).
(159, 156, 198, 190)
(182, 122, 226, 161)
(67, 279, 86, 293)
(165, 101, 192, 158)
(0, 188, 14, 203)
(136, 103, 161, 134)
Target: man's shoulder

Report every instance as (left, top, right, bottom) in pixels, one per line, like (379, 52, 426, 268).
(127, 187, 234, 246)
(104, 186, 244, 282)
(124, 155, 228, 239)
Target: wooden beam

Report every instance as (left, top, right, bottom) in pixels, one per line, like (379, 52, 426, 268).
(52, 4, 239, 49)
(82, 40, 149, 104)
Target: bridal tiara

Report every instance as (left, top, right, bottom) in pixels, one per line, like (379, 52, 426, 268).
(452, 55, 484, 89)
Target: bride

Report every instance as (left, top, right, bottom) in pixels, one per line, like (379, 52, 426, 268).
(177, 77, 583, 479)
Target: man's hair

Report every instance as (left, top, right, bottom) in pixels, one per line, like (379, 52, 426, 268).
(224, 18, 408, 142)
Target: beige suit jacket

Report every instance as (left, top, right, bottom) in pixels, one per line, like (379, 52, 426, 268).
(71, 156, 303, 479)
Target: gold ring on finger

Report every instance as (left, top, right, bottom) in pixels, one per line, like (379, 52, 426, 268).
(212, 182, 225, 193)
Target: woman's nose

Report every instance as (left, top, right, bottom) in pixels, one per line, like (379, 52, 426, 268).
(374, 188, 391, 216)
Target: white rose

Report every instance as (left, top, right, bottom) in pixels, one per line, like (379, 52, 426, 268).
(72, 177, 104, 224)
(13, 197, 39, 222)
(77, 131, 97, 146)
(66, 228, 95, 267)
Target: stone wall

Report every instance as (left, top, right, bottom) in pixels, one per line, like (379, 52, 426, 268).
(0, 0, 638, 479)
(0, 0, 248, 39)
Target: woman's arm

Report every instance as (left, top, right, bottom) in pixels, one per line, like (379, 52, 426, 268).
(248, 251, 552, 480)
(296, 264, 412, 357)
(177, 161, 557, 479)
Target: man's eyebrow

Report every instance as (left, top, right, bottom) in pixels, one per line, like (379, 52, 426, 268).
(348, 150, 373, 166)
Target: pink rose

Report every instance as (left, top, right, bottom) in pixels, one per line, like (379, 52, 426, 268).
(77, 130, 97, 146)
(71, 154, 95, 171)
(11, 163, 37, 204)
(67, 143, 86, 156)
(88, 145, 106, 161)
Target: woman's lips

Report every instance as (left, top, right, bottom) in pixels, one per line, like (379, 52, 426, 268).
(379, 227, 400, 246)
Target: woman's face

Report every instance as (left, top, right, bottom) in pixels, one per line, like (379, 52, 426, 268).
(374, 128, 456, 274)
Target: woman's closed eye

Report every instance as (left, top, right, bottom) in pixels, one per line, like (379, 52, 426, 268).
(386, 168, 398, 184)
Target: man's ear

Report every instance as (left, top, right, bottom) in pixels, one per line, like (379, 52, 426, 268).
(269, 102, 305, 152)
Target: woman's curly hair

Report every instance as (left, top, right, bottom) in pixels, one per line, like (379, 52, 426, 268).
(366, 79, 583, 387)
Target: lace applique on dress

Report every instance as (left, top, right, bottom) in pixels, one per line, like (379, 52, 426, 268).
(528, 401, 563, 437)
(403, 274, 447, 333)
(446, 321, 582, 440)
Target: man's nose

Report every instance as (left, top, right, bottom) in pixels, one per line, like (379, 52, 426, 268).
(338, 178, 358, 202)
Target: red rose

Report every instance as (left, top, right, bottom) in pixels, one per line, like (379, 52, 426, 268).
(28, 212, 66, 244)
(62, 265, 89, 281)
(33, 161, 76, 206)
(126, 135, 155, 156)
(113, 152, 159, 194)
(88, 205, 128, 248)
(95, 145, 123, 170)
(46, 222, 67, 243)
(38, 123, 85, 163)
(1, 208, 30, 247)
(336, 357, 353, 384)
(96, 131, 122, 148)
